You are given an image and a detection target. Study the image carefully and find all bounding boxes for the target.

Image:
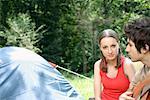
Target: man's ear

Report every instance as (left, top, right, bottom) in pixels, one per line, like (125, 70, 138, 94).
(141, 44, 149, 54)
(145, 44, 149, 51)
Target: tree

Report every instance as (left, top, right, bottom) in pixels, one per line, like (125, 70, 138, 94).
(0, 13, 44, 53)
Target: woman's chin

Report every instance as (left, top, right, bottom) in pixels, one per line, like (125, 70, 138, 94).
(106, 57, 116, 61)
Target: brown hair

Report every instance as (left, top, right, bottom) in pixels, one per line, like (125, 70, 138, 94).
(124, 17, 150, 53)
(98, 29, 122, 73)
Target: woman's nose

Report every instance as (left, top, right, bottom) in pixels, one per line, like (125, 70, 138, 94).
(108, 48, 112, 53)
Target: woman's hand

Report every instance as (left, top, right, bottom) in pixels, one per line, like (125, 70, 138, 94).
(119, 91, 135, 100)
(95, 97, 101, 100)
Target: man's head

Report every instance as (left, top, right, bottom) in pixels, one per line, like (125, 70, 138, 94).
(124, 17, 150, 61)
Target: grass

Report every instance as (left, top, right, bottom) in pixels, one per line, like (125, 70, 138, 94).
(61, 72, 94, 100)
(61, 61, 143, 100)
(67, 77, 94, 100)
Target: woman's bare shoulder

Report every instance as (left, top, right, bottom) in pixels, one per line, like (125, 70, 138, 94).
(94, 59, 102, 71)
(94, 59, 102, 66)
(123, 57, 136, 81)
(124, 57, 132, 64)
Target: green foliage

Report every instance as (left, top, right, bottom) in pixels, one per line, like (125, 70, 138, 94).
(0, 13, 44, 53)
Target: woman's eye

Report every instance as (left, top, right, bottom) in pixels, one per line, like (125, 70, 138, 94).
(103, 46, 107, 49)
(112, 45, 116, 48)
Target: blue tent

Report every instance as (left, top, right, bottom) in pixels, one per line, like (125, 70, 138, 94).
(0, 47, 83, 100)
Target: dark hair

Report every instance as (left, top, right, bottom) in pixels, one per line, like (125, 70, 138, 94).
(98, 29, 121, 73)
(124, 17, 150, 53)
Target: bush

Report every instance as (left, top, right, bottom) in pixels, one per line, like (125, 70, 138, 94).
(0, 13, 45, 53)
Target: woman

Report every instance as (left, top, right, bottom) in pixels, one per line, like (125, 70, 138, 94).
(94, 29, 135, 100)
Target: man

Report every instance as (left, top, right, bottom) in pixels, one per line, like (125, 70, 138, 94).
(119, 17, 150, 100)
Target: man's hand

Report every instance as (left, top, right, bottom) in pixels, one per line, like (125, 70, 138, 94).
(119, 91, 135, 100)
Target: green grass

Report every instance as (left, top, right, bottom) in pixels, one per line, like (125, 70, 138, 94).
(61, 72, 94, 100)
(68, 77, 94, 100)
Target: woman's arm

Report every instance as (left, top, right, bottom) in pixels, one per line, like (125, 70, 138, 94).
(119, 58, 136, 100)
(124, 58, 136, 82)
(94, 60, 102, 100)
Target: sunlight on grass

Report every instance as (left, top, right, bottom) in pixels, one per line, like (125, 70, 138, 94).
(68, 77, 94, 100)
(61, 72, 94, 100)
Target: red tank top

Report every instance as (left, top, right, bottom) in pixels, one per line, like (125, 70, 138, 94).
(100, 57, 130, 100)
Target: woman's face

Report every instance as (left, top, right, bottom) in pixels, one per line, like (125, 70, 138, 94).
(100, 37, 119, 61)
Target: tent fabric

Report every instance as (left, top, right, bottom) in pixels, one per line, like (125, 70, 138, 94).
(0, 47, 83, 100)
